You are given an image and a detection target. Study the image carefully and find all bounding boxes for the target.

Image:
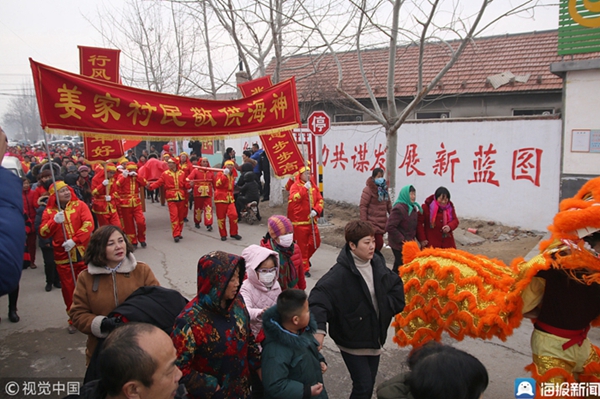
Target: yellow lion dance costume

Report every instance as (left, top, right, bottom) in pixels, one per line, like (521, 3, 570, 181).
(394, 177, 600, 395)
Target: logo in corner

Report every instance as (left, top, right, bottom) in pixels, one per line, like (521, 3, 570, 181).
(515, 378, 536, 398)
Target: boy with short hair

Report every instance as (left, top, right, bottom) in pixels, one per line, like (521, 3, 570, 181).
(261, 289, 328, 398)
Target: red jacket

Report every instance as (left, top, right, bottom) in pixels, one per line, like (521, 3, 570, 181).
(116, 174, 148, 207)
(287, 175, 324, 226)
(91, 173, 119, 214)
(214, 172, 235, 204)
(39, 192, 94, 265)
(148, 169, 189, 201)
(187, 168, 216, 198)
(416, 194, 459, 249)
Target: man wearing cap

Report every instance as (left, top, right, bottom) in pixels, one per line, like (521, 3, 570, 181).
(288, 166, 324, 277)
(187, 157, 216, 232)
(91, 163, 122, 228)
(148, 158, 189, 243)
(214, 160, 241, 241)
(39, 180, 94, 333)
(116, 162, 148, 248)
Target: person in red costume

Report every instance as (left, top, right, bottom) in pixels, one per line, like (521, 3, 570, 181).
(91, 163, 121, 228)
(187, 157, 216, 232)
(116, 162, 148, 248)
(39, 181, 94, 333)
(214, 160, 241, 241)
(287, 166, 323, 277)
(178, 152, 193, 222)
(148, 158, 189, 243)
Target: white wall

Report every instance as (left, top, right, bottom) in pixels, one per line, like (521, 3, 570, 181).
(321, 119, 561, 231)
(225, 119, 561, 231)
(563, 69, 600, 174)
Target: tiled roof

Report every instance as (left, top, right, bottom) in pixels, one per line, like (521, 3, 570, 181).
(269, 30, 600, 100)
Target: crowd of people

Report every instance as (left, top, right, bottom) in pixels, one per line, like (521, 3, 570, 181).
(0, 131, 494, 399)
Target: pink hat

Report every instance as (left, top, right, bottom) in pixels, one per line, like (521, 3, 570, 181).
(268, 215, 293, 238)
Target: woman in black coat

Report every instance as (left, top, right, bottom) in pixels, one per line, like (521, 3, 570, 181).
(309, 220, 405, 399)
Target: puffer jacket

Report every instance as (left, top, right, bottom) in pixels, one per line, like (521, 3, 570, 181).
(240, 245, 282, 339)
(0, 166, 24, 296)
(171, 251, 260, 399)
(309, 245, 405, 349)
(69, 253, 160, 364)
(261, 306, 328, 399)
(359, 177, 391, 234)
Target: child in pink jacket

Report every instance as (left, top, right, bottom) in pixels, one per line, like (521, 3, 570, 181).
(240, 244, 282, 342)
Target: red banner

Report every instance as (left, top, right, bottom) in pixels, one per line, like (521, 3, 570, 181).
(78, 46, 121, 83)
(79, 47, 124, 161)
(83, 136, 125, 163)
(238, 75, 305, 178)
(31, 59, 301, 139)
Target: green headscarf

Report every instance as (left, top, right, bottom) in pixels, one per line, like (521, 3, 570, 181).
(392, 185, 422, 215)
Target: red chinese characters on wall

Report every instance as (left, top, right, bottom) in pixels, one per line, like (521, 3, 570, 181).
(330, 143, 349, 170)
(512, 147, 543, 187)
(320, 140, 543, 188)
(351, 143, 370, 172)
(433, 142, 460, 183)
(399, 144, 425, 176)
(467, 144, 500, 187)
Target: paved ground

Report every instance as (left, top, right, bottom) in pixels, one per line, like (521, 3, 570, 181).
(2, 200, 598, 398)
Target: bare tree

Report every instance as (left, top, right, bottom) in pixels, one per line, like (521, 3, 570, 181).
(297, 0, 542, 197)
(2, 85, 42, 143)
(90, 0, 232, 97)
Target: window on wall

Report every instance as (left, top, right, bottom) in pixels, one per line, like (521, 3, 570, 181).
(416, 111, 450, 119)
(334, 114, 363, 122)
(512, 109, 554, 116)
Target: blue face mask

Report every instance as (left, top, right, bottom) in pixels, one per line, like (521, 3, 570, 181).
(374, 177, 385, 185)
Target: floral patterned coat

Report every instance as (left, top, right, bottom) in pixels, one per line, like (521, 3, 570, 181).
(171, 251, 261, 399)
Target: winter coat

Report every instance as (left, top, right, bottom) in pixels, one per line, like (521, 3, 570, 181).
(171, 251, 260, 399)
(237, 171, 260, 201)
(240, 245, 282, 339)
(0, 166, 24, 296)
(416, 194, 459, 249)
(360, 177, 391, 234)
(34, 196, 52, 248)
(260, 234, 306, 291)
(308, 245, 405, 350)
(376, 373, 413, 399)
(261, 306, 328, 399)
(386, 203, 419, 251)
(69, 253, 160, 364)
(39, 187, 94, 266)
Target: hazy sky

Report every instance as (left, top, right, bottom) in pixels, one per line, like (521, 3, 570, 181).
(0, 0, 559, 137)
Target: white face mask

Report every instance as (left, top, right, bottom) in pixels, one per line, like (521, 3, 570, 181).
(278, 233, 294, 248)
(258, 271, 276, 287)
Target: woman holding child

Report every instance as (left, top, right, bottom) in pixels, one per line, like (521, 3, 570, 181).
(309, 220, 406, 399)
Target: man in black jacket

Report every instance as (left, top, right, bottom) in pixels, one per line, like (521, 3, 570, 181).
(309, 220, 405, 399)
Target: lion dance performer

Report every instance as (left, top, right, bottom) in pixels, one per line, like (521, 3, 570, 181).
(187, 157, 215, 232)
(39, 181, 93, 333)
(116, 162, 148, 248)
(287, 165, 323, 277)
(392, 177, 600, 396)
(214, 160, 241, 241)
(91, 163, 121, 227)
(148, 158, 189, 243)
